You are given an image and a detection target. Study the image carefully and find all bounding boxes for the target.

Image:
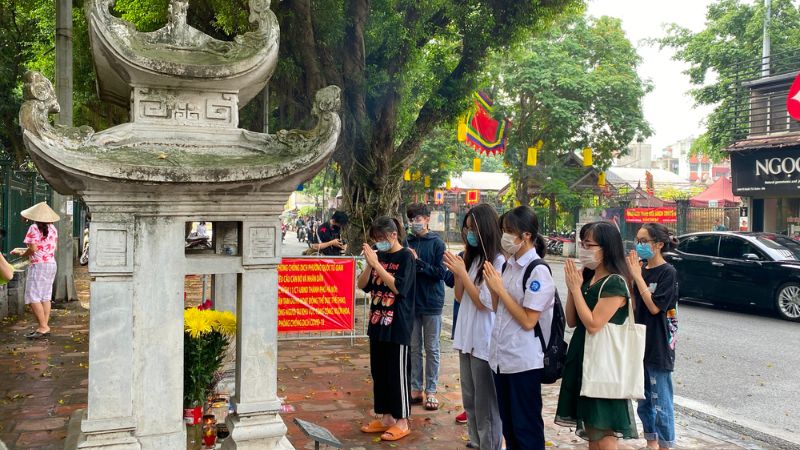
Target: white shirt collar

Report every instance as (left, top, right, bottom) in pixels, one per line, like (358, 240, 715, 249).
(511, 247, 540, 267)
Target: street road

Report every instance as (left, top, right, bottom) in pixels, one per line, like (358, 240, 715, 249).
(281, 233, 800, 439)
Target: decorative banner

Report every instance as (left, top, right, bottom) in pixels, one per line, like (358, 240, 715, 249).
(598, 171, 606, 187)
(466, 189, 480, 204)
(473, 158, 481, 172)
(582, 147, 593, 166)
(434, 190, 445, 204)
(445, 179, 451, 190)
(787, 72, 800, 121)
(277, 258, 356, 333)
(424, 176, 431, 188)
(464, 91, 510, 155)
(527, 141, 542, 166)
(645, 170, 655, 196)
(624, 207, 677, 223)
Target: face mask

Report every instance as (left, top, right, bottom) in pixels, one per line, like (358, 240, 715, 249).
(411, 222, 425, 234)
(375, 240, 391, 252)
(578, 246, 601, 270)
(501, 233, 522, 255)
(466, 230, 479, 247)
(636, 242, 654, 260)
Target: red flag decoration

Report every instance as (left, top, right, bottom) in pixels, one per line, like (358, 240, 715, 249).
(465, 190, 481, 204)
(464, 91, 510, 155)
(787, 72, 800, 121)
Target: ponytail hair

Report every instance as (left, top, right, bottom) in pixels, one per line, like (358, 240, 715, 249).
(641, 223, 680, 252)
(499, 205, 546, 258)
(36, 222, 49, 239)
(369, 216, 402, 241)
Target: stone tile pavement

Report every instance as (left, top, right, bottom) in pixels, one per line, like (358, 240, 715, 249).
(0, 265, 772, 449)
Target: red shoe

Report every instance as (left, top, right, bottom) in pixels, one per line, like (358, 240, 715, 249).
(455, 411, 467, 424)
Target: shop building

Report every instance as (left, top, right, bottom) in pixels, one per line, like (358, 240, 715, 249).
(728, 51, 800, 234)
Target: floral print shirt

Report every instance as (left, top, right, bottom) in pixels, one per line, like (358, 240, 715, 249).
(24, 223, 58, 265)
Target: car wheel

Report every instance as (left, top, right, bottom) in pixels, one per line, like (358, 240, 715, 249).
(775, 283, 800, 322)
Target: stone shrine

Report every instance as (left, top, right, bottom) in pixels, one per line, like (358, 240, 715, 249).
(19, 0, 341, 448)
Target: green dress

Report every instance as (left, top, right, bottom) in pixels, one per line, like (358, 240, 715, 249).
(555, 274, 639, 441)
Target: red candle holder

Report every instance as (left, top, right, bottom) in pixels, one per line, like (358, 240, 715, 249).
(202, 414, 217, 448)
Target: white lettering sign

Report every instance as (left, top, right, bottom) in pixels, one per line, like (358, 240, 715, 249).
(755, 157, 800, 176)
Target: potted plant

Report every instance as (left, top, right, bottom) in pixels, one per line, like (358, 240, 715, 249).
(183, 307, 236, 449)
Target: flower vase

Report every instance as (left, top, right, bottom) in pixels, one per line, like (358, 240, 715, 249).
(184, 406, 203, 450)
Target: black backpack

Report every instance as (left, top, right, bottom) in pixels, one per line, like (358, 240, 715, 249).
(502, 258, 567, 384)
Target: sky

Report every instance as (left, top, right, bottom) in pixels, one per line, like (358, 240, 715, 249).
(586, 0, 719, 156)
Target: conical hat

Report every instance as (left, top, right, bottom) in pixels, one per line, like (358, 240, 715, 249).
(21, 202, 60, 223)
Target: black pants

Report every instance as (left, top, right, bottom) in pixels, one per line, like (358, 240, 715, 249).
(493, 368, 545, 450)
(370, 339, 410, 419)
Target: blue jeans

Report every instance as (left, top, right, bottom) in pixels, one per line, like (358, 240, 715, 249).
(637, 366, 676, 448)
(410, 314, 442, 394)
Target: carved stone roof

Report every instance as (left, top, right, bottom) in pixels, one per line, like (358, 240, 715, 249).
(87, 0, 278, 107)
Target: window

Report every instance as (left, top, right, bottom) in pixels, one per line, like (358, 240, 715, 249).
(678, 234, 719, 257)
(719, 236, 763, 260)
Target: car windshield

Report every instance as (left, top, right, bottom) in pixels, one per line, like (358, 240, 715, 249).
(755, 235, 800, 260)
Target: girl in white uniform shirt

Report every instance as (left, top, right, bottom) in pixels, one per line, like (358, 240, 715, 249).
(483, 205, 556, 450)
(444, 204, 504, 450)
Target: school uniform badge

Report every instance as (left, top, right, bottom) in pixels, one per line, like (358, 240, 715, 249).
(529, 280, 541, 292)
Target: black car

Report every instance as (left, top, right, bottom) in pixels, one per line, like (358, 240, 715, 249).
(664, 231, 800, 322)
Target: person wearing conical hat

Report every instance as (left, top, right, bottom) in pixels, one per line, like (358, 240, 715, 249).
(11, 202, 59, 339)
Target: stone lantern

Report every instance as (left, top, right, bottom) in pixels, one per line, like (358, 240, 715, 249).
(19, 1, 340, 449)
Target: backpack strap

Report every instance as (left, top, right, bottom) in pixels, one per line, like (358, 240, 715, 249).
(521, 259, 559, 350)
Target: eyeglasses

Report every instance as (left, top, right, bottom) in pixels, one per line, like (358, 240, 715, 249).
(579, 242, 600, 250)
(635, 239, 654, 245)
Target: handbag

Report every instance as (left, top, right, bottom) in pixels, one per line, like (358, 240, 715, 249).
(580, 274, 646, 400)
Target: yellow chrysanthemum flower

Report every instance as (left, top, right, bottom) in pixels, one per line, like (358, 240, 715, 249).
(215, 311, 237, 337)
(184, 308, 212, 339)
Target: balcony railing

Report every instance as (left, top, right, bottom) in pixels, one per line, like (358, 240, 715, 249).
(727, 49, 800, 143)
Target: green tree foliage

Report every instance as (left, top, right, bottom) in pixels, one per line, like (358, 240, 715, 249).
(659, 0, 800, 158)
(486, 14, 651, 215)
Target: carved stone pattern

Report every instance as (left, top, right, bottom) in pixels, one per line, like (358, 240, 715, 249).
(205, 93, 237, 123)
(140, 100, 168, 118)
(173, 103, 200, 121)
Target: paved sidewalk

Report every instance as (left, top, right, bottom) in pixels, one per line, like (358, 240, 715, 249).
(0, 266, 772, 449)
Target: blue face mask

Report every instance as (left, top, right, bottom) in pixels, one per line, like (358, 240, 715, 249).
(375, 240, 391, 252)
(636, 242, 655, 260)
(466, 230, 479, 247)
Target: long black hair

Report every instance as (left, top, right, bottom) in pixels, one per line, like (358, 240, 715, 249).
(641, 223, 679, 253)
(499, 205, 547, 257)
(36, 222, 50, 239)
(369, 216, 402, 242)
(461, 203, 502, 285)
(579, 221, 632, 283)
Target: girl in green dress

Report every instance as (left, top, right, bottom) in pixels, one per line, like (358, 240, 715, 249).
(555, 221, 638, 450)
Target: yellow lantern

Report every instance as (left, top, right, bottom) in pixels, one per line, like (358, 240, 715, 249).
(424, 176, 431, 188)
(457, 123, 467, 142)
(582, 147, 593, 167)
(403, 169, 411, 181)
(473, 158, 481, 172)
(598, 171, 606, 187)
(413, 170, 421, 181)
(445, 179, 451, 190)
(526, 147, 537, 166)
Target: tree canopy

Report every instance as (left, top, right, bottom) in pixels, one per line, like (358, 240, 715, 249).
(660, 0, 800, 158)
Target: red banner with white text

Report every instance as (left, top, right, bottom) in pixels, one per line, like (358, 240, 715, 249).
(624, 207, 677, 223)
(277, 258, 356, 333)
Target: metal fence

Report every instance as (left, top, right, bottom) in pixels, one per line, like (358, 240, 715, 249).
(0, 160, 52, 255)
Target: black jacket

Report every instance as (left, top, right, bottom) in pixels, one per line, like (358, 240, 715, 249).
(406, 231, 446, 315)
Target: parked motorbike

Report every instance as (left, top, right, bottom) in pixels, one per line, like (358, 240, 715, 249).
(297, 225, 308, 243)
(185, 233, 212, 250)
(79, 226, 89, 265)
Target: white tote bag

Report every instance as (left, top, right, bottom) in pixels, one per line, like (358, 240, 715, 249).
(580, 274, 646, 400)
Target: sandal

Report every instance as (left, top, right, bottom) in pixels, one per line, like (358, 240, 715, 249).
(410, 395, 423, 404)
(380, 425, 410, 441)
(424, 395, 439, 411)
(25, 331, 50, 340)
(360, 419, 390, 433)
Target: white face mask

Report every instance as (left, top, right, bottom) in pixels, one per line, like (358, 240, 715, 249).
(578, 246, 601, 270)
(501, 233, 523, 255)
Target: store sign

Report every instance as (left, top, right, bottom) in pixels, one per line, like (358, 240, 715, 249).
(277, 258, 356, 333)
(787, 72, 800, 121)
(731, 148, 800, 196)
(624, 207, 677, 223)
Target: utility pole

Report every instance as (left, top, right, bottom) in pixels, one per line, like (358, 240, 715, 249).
(762, 0, 771, 77)
(53, 0, 77, 302)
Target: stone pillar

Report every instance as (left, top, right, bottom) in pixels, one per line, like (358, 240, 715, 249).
(131, 216, 185, 449)
(78, 215, 139, 449)
(223, 218, 291, 449)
